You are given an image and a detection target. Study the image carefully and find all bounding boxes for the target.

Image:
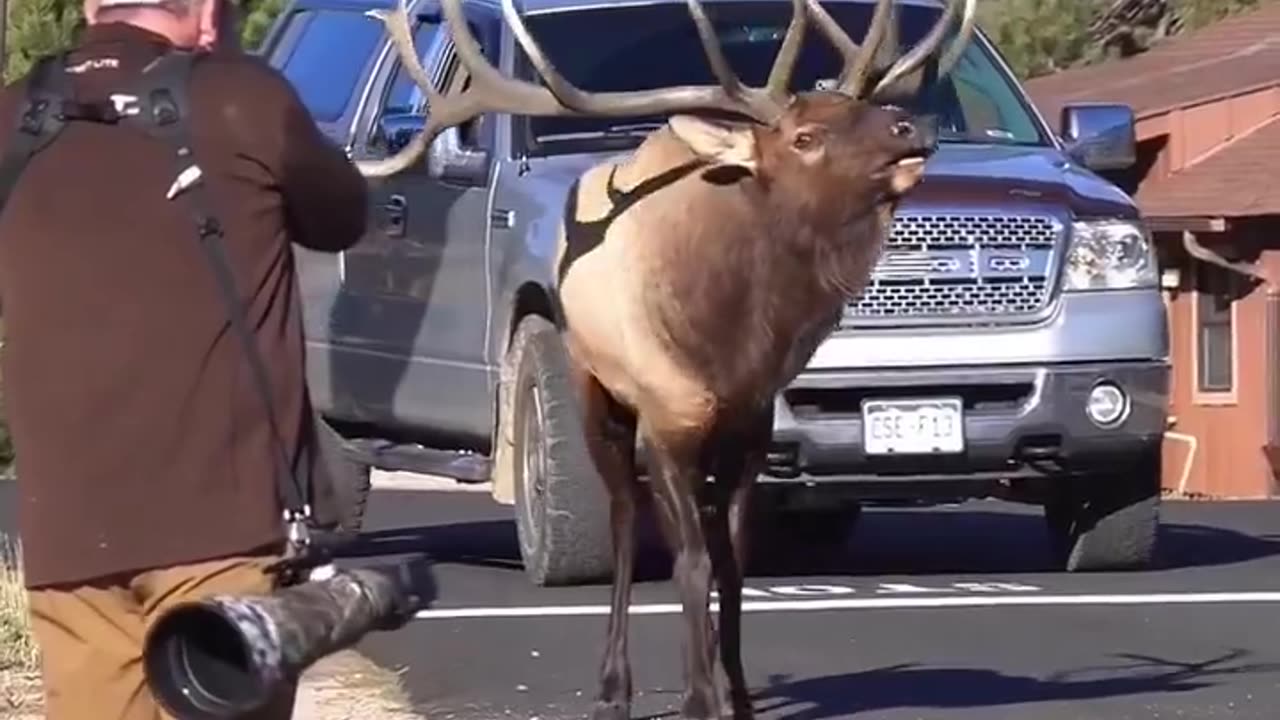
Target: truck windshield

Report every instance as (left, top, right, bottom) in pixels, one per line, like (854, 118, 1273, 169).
(510, 0, 1049, 157)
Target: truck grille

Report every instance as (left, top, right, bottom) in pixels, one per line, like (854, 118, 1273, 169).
(842, 213, 1064, 326)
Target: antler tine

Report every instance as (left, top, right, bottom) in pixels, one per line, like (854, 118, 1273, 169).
(800, 0, 890, 97)
(683, 0, 748, 100)
(803, 0, 859, 77)
(765, 0, 808, 101)
(839, 0, 894, 96)
(502, 0, 777, 123)
(872, 0, 975, 97)
(934, 0, 978, 80)
(367, 0, 442, 107)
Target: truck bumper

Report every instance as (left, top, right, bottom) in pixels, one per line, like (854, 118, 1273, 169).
(765, 360, 1170, 493)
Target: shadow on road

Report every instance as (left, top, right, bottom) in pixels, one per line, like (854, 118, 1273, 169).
(746, 507, 1280, 577)
(340, 519, 526, 572)
(333, 504, 1280, 583)
(739, 649, 1280, 719)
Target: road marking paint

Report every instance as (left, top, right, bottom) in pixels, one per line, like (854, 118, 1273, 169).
(711, 580, 1045, 598)
(412, 591, 1280, 620)
(370, 471, 492, 493)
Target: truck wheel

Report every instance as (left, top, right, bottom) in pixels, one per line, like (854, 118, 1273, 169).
(1045, 447, 1161, 572)
(313, 415, 372, 535)
(510, 315, 613, 587)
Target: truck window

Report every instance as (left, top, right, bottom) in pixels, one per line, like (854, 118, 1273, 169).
(269, 8, 384, 123)
(369, 17, 497, 151)
(510, 1, 1050, 157)
(380, 20, 443, 117)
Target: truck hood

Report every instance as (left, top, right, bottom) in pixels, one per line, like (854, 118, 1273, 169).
(525, 142, 1140, 221)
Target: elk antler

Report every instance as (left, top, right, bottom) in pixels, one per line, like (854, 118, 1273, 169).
(504, 0, 808, 124)
(932, 0, 979, 81)
(804, 0, 978, 100)
(872, 0, 978, 96)
(358, 0, 812, 177)
(357, 0, 565, 177)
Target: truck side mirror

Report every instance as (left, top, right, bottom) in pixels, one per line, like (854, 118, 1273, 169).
(427, 126, 491, 187)
(374, 112, 492, 187)
(377, 111, 426, 155)
(1059, 103, 1137, 172)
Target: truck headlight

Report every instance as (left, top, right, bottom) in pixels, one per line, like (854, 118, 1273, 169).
(1063, 219, 1157, 291)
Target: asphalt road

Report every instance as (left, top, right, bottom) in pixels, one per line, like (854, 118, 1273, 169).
(6, 482, 1280, 719)
(343, 489, 1280, 720)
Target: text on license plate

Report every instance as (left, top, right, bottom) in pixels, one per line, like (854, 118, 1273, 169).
(862, 398, 964, 455)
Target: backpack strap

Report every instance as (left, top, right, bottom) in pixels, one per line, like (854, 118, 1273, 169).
(0, 53, 77, 217)
(124, 51, 318, 570)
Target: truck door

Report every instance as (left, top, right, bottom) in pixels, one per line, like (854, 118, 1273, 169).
(333, 8, 499, 442)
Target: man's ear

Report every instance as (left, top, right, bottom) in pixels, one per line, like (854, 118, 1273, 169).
(668, 115, 758, 173)
(197, 0, 223, 50)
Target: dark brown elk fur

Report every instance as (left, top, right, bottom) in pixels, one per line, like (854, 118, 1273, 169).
(358, 0, 977, 718)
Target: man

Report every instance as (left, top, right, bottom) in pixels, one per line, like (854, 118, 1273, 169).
(0, 0, 369, 716)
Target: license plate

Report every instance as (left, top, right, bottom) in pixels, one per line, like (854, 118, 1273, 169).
(862, 397, 964, 455)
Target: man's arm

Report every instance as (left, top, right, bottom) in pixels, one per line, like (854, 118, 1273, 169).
(274, 85, 370, 253)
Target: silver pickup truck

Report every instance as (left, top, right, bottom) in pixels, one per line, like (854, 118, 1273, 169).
(263, 0, 1170, 585)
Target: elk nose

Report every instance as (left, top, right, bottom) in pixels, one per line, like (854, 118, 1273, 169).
(907, 114, 940, 153)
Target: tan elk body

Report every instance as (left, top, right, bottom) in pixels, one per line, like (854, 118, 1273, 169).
(358, 0, 977, 717)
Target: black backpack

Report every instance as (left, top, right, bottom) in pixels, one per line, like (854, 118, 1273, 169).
(0, 48, 350, 584)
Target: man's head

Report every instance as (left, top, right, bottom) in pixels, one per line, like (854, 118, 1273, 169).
(84, 0, 240, 50)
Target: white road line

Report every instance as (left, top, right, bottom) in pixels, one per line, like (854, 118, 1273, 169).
(412, 591, 1280, 620)
(370, 470, 492, 493)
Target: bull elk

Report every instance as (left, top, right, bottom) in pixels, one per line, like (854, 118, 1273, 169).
(359, 0, 977, 717)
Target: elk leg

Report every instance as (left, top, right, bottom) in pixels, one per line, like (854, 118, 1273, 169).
(647, 427, 721, 720)
(707, 414, 770, 720)
(573, 366, 640, 720)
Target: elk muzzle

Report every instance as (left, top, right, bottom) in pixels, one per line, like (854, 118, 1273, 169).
(883, 114, 939, 195)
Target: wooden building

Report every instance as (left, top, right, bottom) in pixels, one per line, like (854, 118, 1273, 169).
(1025, 2, 1280, 499)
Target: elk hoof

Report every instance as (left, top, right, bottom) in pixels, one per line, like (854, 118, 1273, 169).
(591, 700, 630, 720)
(679, 692, 721, 720)
(717, 689, 754, 720)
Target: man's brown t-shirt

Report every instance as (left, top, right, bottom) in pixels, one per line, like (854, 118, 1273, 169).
(0, 22, 369, 588)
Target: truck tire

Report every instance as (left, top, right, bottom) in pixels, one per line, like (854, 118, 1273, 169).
(1045, 447, 1161, 572)
(313, 414, 372, 535)
(509, 314, 613, 586)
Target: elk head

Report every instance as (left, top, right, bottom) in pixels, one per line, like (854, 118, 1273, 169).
(357, 0, 980, 206)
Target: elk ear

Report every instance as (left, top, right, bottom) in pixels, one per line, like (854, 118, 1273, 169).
(669, 115, 758, 173)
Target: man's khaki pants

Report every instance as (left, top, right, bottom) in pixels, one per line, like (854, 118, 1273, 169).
(27, 553, 297, 720)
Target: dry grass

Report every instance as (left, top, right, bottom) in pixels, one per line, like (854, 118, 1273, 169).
(0, 533, 41, 718)
(0, 535, 37, 674)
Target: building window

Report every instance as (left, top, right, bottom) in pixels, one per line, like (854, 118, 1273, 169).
(1196, 264, 1236, 394)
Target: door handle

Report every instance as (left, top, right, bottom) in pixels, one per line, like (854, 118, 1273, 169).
(491, 208, 515, 230)
(384, 194, 407, 238)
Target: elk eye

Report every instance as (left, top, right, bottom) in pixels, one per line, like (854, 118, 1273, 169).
(793, 131, 816, 150)
(891, 121, 915, 138)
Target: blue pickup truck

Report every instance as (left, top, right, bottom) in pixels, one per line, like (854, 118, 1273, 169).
(259, 0, 1170, 585)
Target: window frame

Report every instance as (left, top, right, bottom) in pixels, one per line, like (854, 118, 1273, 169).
(267, 7, 387, 134)
(1192, 262, 1240, 404)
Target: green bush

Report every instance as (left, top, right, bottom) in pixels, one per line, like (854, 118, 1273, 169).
(1, 0, 289, 82)
(241, 0, 287, 51)
(3, 0, 83, 82)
